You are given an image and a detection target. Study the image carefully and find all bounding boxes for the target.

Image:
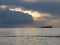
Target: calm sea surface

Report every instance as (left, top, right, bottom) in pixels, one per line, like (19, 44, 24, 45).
(0, 28, 60, 45)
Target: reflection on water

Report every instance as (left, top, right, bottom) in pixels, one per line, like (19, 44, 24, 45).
(0, 28, 60, 45)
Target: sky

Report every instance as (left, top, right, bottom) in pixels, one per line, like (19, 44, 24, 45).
(0, 0, 60, 28)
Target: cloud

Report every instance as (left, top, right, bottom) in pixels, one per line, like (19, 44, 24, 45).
(21, 0, 38, 2)
(1, 5, 59, 28)
(35, 15, 60, 28)
(0, 0, 59, 5)
(20, 2, 60, 16)
(0, 0, 21, 5)
(0, 9, 33, 27)
(6, 5, 60, 27)
(48, 18, 60, 28)
(0, 1, 60, 27)
(9, 7, 51, 20)
(18, 0, 60, 2)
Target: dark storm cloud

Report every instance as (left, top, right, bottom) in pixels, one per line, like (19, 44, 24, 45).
(0, 0, 60, 16)
(0, 9, 33, 27)
(19, 2, 60, 17)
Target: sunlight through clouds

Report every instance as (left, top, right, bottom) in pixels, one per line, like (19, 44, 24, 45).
(0, 5, 60, 27)
(9, 7, 51, 20)
(0, 5, 52, 21)
(0, 5, 7, 9)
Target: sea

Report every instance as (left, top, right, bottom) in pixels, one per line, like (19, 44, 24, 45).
(0, 28, 60, 45)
